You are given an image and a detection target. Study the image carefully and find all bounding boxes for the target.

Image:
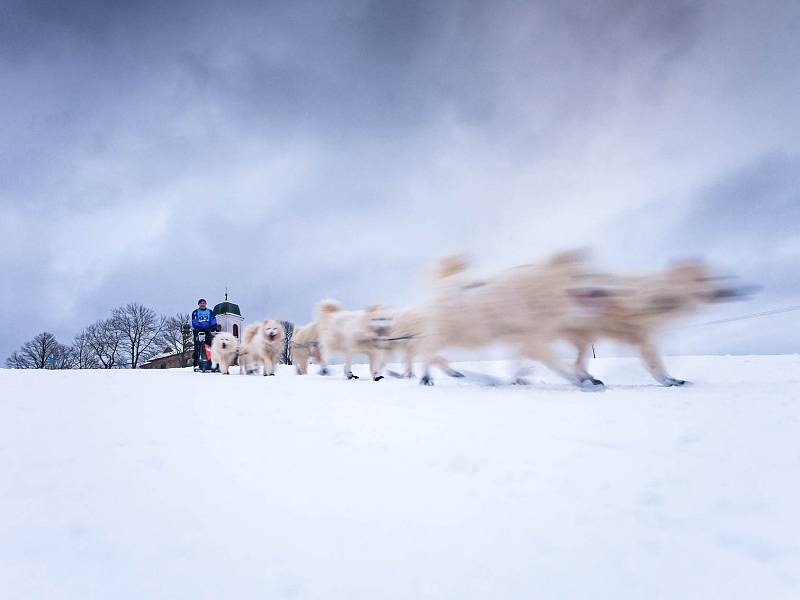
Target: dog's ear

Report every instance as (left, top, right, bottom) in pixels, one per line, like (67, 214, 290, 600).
(316, 299, 342, 317)
(432, 255, 468, 281)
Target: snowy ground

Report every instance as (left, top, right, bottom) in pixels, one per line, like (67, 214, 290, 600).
(1, 355, 799, 599)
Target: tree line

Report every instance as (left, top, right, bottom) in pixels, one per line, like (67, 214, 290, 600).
(5, 303, 193, 370)
(6, 306, 298, 370)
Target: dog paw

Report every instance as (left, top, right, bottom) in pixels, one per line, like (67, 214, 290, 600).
(662, 377, 688, 387)
(446, 370, 465, 378)
(347, 372, 359, 380)
(420, 375, 434, 386)
(511, 377, 530, 386)
(373, 375, 384, 382)
(319, 367, 329, 376)
(580, 378, 605, 392)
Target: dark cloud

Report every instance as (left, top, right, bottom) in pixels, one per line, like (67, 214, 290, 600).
(2, 0, 799, 360)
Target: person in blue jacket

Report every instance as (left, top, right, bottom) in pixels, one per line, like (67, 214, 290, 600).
(191, 298, 218, 367)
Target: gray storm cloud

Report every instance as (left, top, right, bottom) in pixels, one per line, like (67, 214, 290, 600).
(1, 0, 799, 360)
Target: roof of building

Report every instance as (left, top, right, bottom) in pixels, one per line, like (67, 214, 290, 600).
(142, 349, 191, 364)
(213, 301, 241, 316)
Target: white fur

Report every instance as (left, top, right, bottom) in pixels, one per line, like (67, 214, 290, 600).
(315, 300, 391, 380)
(239, 320, 286, 376)
(210, 332, 239, 375)
(418, 251, 600, 387)
(291, 321, 322, 375)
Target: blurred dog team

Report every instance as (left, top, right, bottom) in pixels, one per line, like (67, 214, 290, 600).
(210, 250, 751, 390)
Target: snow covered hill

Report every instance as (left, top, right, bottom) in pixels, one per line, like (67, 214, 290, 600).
(2, 355, 799, 599)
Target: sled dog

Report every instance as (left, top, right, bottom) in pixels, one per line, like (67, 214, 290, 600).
(315, 300, 392, 380)
(418, 251, 605, 389)
(210, 332, 239, 375)
(560, 261, 750, 386)
(291, 321, 323, 375)
(239, 320, 286, 376)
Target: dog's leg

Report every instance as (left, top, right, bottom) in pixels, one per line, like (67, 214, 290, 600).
(402, 349, 416, 378)
(298, 351, 309, 375)
(574, 342, 594, 380)
(317, 350, 329, 376)
(571, 341, 605, 385)
(344, 352, 358, 379)
(509, 359, 532, 385)
(295, 355, 307, 375)
(419, 354, 435, 386)
(639, 339, 687, 386)
(519, 342, 604, 391)
(432, 355, 463, 378)
(370, 352, 384, 381)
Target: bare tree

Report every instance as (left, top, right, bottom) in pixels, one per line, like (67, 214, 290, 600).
(85, 319, 123, 369)
(280, 321, 295, 365)
(112, 303, 167, 369)
(5, 332, 60, 368)
(71, 329, 101, 369)
(4, 332, 75, 369)
(52, 342, 76, 369)
(162, 312, 194, 367)
(5, 350, 30, 369)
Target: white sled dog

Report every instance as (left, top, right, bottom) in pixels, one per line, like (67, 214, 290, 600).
(239, 320, 286, 376)
(315, 300, 392, 380)
(291, 321, 323, 375)
(417, 251, 606, 389)
(210, 332, 239, 375)
(560, 261, 750, 386)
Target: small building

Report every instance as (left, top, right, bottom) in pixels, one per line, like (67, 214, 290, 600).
(141, 349, 193, 369)
(214, 297, 244, 341)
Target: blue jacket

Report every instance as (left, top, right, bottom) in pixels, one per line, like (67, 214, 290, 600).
(192, 308, 217, 331)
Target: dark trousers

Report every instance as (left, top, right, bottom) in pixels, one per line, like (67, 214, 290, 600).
(193, 329, 215, 367)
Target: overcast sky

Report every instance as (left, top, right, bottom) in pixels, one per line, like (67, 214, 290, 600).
(1, 0, 798, 361)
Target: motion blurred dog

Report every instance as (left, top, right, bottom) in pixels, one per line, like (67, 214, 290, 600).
(561, 261, 750, 386)
(291, 321, 323, 375)
(418, 251, 606, 389)
(383, 307, 460, 379)
(210, 332, 239, 375)
(239, 320, 286, 376)
(315, 300, 392, 380)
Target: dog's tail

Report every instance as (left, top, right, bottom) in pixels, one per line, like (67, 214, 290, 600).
(243, 323, 261, 345)
(432, 255, 468, 281)
(316, 299, 342, 321)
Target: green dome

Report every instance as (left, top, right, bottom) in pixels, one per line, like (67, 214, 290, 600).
(213, 301, 241, 316)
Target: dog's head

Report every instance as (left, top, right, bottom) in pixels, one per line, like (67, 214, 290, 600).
(662, 262, 755, 307)
(215, 332, 237, 351)
(365, 305, 393, 338)
(262, 319, 285, 341)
